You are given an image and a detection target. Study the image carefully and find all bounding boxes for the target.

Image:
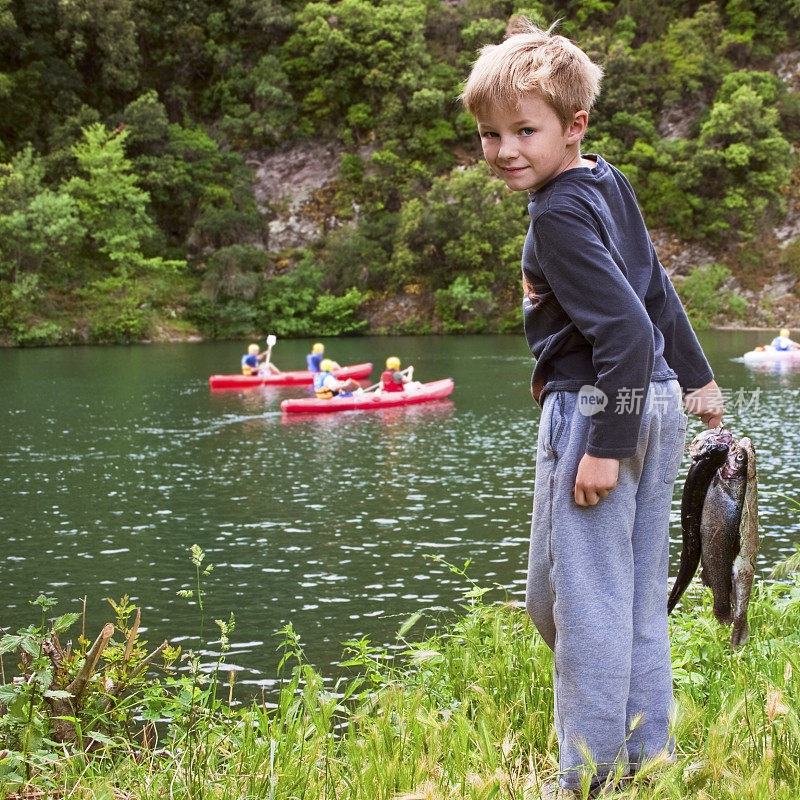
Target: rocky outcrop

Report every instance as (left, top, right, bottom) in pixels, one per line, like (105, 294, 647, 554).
(775, 51, 800, 93)
(650, 229, 718, 277)
(735, 273, 800, 329)
(250, 143, 345, 251)
(361, 285, 439, 335)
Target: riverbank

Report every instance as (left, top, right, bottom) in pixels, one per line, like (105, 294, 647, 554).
(2, 573, 799, 800)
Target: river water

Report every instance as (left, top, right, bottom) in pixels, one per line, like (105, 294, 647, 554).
(2, 332, 799, 695)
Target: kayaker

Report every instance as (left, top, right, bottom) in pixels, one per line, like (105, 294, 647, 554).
(770, 328, 800, 351)
(241, 343, 280, 376)
(380, 356, 414, 392)
(306, 343, 340, 372)
(313, 359, 361, 399)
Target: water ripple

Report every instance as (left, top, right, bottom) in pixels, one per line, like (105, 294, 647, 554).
(1, 334, 799, 693)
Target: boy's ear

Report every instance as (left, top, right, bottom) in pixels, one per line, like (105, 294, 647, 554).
(566, 110, 588, 143)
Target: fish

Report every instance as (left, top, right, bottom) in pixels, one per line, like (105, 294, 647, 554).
(667, 428, 733, 614)
(699, 439, 748, 626)
(730, 437, 759, 648)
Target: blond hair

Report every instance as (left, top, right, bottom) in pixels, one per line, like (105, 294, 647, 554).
(461, 17, 603, 129)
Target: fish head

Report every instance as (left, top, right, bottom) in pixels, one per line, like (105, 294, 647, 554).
(720, 439, 748, 481)
(688, 427, 734, 460)
(738, 437, 757, 482)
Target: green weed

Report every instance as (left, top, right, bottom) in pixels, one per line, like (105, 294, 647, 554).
(2, 563, 800, 798)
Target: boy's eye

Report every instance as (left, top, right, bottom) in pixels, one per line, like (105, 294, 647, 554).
(480, 131, 498, 138)
(521, 127, 535, 136)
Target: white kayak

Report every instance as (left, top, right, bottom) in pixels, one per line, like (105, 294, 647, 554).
(743, 346, 800, 365)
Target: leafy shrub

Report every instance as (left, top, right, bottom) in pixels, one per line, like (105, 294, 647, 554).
(13, 320, 64, 347)
(202, 245, 269, 302)
(256, 256, 321, 337)
(313, 287, 369, 336)
(674, 262, 747, 329)
(435, 275, 494, 333)
(257, 256, 369, 337)
(392, 164, 528, 291)
(681, 75, 792, 240)
(185, 296, 258, 339)
(81, 275, 152, 344)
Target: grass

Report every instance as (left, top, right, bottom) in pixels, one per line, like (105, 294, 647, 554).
(2, 576, 800, 799)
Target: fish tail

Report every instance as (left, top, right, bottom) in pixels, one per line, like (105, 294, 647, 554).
(730, 619, 749, 649)
(712, 599, 733, 626)
(666, 584, 683, 615)
(667, 548, 702, 614)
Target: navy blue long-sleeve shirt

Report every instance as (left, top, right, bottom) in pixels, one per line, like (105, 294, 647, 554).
(522, 155, 713, 459)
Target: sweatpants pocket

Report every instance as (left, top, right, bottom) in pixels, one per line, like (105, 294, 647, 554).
(662, 414, 688, 483)
(546, 391, 566, 456)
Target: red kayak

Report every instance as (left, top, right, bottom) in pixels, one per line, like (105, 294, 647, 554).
(209, 363, 372, 390)
(280, 378, 454, 413)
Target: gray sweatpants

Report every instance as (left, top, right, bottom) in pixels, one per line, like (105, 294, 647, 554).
(526, 380, 687, 791)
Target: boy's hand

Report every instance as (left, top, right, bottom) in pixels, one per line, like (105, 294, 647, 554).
(574, 454, 619, 507)
(684, 380, 724, 428)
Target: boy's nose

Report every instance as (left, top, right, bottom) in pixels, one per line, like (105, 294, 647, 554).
(497, 138, 518, 160)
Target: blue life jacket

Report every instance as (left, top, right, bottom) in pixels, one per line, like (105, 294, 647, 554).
(772, 336, 791, 351)
(241, 353, 259, 375)
(307, 352, 323, 371)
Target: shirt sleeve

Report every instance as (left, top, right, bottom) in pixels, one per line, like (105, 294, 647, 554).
(646, 254, 714, 392)
(531, 207, 654, 458)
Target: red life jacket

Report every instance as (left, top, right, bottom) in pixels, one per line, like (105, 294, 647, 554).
(380, 369, 405, 392)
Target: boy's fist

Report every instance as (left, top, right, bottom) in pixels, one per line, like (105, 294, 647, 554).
(684, 380, 723, 428)
(574, 454, 619, 507)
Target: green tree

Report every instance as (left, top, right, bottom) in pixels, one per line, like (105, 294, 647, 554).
(0, 146, 85, 338)
(122, 92, 266, 252)
(66, 123, 173, 275)
(63, 123, 183, 342)
(637, 4, 731, 108)
(0, 146, 84, 279)
(391, 163, 527, 292)
(282, 0, 433, 140)
(55, 0, 141, 100)
(683, 75, 792, 239)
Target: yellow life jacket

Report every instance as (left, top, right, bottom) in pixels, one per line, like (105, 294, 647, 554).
(314, 372, 335, 399)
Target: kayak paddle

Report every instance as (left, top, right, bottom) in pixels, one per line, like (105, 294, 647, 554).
(261, 334, 277, 380)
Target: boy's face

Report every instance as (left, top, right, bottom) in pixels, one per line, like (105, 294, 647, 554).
(476, 93, 586, 193)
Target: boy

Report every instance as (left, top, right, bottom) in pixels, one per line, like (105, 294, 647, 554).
(461, 19, 723, 797)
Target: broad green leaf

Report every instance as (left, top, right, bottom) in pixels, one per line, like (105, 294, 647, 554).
(0, 634, 23, 654)
(21, 638, 41, 656)
(0, 683, 18, 703)
(52, 613, 80, 633)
